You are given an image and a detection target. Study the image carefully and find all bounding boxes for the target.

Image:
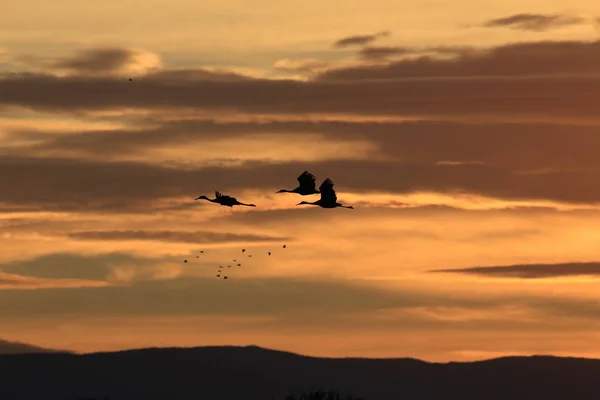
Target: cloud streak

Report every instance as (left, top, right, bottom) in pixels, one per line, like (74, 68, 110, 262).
(430, 262, 600, 279)
(0, 271, 109, 289)
(1, 252, 168, 281)
(333, 31, 390, 48)
(50, 48, 162, 77)
(358, 46, 414, 60)
(482, 13, 586, 32)
(273, 59, 329, 74)
(67, 230, 289, 244)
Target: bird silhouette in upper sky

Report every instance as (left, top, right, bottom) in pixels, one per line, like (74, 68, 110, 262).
(195, 191, 256, 207)
(276, 171, 320, 196)
(297, 178, 354, 209)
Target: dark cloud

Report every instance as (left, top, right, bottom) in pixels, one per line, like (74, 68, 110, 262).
(13, 119, 600, 173)
(0, 272, 571, 332)
(356, 45, 467, 61)
(3, 57, 600, 120)
(273, 59, 329, 74)
(0, 275, 431, 318)
(67, 230, 290, 244)
(430, 262, 600, 279)
(0, 156, 198, 212)
(52, 48, 133, 74)
(3, 252, 600, 329)
(1, 252, 164, 281)
(48, 48, 161, 77)
(317, 40, 600, 80)
(333, 31, 390, 48)
(0, 271, 600, 331)
(3, 155, 600, 213)
(483, 13, 585, 32)
(144, 68, 253, 82)
(358, 46, 414, 60)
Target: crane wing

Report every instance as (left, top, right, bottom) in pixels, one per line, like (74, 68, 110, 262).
(319, 178, 337, 202)
(297, 170, 317, 191)
(215, 191, 234, 201)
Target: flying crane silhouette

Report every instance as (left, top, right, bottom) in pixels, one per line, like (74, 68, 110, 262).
(276, 171, 321, 195)
(195, 191, 256, 207)
(296, 178, 354, 209)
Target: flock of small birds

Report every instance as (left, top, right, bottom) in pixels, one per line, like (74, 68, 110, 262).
(184, 244, 286, 281)
(189, 171, 351, 281)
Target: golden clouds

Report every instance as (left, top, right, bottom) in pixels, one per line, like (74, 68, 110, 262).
(4, 12, 600, 360)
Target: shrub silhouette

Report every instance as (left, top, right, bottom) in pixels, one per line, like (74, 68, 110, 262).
(284, 388, 366, 400)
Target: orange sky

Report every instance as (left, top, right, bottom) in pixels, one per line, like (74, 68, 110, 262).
(2, 0, 600, 362)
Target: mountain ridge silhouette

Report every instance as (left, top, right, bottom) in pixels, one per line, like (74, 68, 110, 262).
(0, 338, 71, 355)
(0, 343, 598, 399)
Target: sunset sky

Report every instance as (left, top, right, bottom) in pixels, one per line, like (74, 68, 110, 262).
(3, 0, 600, 362)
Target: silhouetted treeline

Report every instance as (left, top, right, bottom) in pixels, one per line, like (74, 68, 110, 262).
(71, 389, 364, 400)
(72, 389, 364, 400)
(285, 389, 366, 400)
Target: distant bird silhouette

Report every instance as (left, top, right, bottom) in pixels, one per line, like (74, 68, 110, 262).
(237, 263, 241, 266)
(276, 171, 320, 195)
(184, 260, 188, 263)
(283, 245, 286, 248)
(195, 191, 256, 207)
(268, 252, 271, 256)
(216, 274, 220, 277)
(242, 249, 246, 253)
(200, 251, 204, 253)
(224, 276, 228, 279)
(297, 178, 354, 209)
